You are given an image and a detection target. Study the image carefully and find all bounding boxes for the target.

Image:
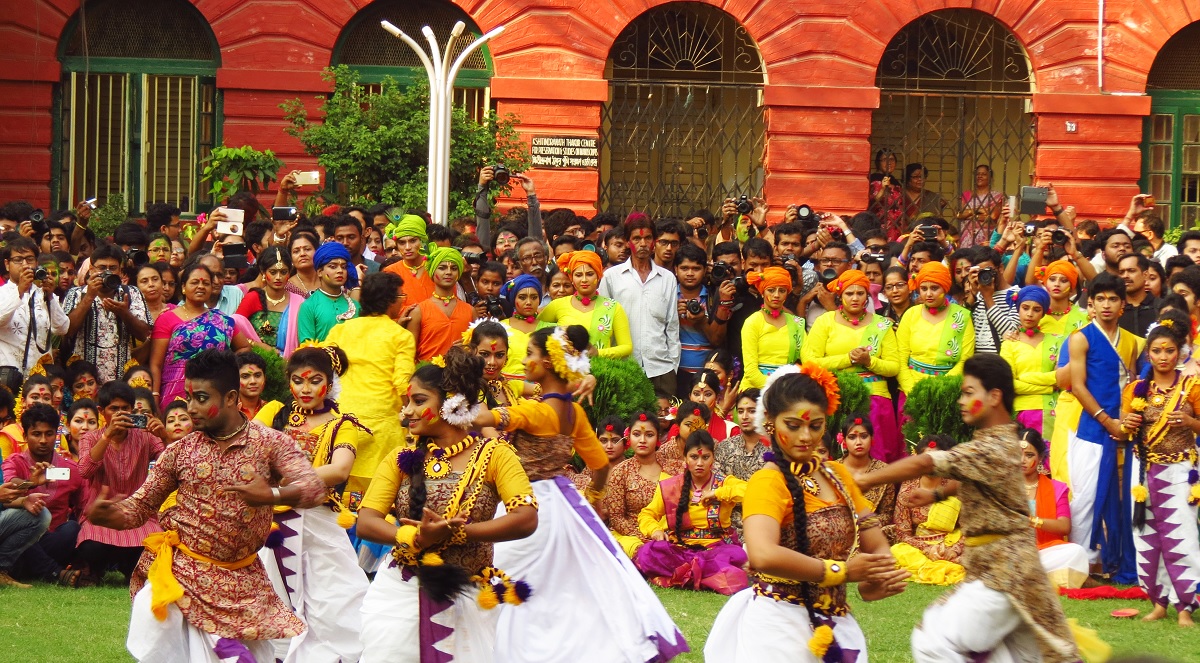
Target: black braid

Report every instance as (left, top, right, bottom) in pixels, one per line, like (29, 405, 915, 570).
(674, 471, 692, 543)
(408, 442, 428, 521)
(405, 439, 472, 602)
(771, 438, 821, 629)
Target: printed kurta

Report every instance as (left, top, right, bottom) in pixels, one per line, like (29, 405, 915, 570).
(602, 457, 682, 541)
(537, 296, 633, 359)
(801, 311, 900, 399)
(740, 309, 806, 390)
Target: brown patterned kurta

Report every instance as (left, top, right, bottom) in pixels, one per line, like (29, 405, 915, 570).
(858, 459, 898, 541)
(892, 477, 962, 560)
(714, 435, 767, 481)
(602, 456, 684, 539)
(928, 423, 1079, 663)
(117, 422, 327, 640)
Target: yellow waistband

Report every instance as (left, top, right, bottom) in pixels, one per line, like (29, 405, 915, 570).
(964, 533, 1004, 547)
(143, 531, 258, 621)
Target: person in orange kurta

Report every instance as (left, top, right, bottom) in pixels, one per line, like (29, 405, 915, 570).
(382, 214, 434, 304)
(404, 247, 472, 361)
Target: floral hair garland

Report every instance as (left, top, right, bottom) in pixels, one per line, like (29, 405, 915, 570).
(545, 326, 590, 381)
(440, 393, 486, 429)
(754, 362, 842, 434)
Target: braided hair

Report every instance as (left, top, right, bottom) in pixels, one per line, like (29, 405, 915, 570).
(674, 431, 717, 545)
(1133, 322, 1189, 529)
(761, 372, 831, 632)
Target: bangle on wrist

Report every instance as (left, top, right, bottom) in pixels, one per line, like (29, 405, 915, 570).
(270, 487, 281, 504)
(818, 559, 847, 587)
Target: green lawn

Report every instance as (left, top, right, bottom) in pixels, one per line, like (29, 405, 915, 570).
(0, 581, 1195, 662)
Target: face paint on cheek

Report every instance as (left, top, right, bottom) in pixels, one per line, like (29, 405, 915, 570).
(317, 385, 327, 399)
(420, 407, 439, 423)
(969, 399, 984, 416)
(207, 405, 218, 419)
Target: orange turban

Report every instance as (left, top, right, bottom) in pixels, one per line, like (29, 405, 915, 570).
(909, 261, 952, 293)
(1040, 259, 1078, 290)
(830, 269, 871, 296)
(746, 267, 792, 294)
(556, 250, 604, 279)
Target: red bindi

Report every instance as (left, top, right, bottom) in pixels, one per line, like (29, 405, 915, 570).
(300, 369, 313, 379)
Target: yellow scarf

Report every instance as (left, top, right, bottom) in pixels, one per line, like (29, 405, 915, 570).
(143, 531, 258, 620)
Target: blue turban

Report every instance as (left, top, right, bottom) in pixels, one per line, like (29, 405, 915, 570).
(501, 273, 543, 309)
(313, 241, 358, 288)
(1015, 284, 1050, 311)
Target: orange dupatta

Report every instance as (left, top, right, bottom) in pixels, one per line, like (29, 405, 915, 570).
(1035, 475, 1067, 550)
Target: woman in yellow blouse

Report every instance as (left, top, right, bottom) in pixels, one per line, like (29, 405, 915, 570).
(465, 319, 527, 409)
(498, 274, 550, 379)
(537, 251, 632, 358)
(636, 430, 748, 594)
(254, 344, 370, 661)
(802, 269, 904, 462)
(1000, 285, 1063, 437)
(1037, 260, 1088, 336)
(896, 261, 975, 407)
(741, 267, 806, 390)
(705, 363, 906, 661)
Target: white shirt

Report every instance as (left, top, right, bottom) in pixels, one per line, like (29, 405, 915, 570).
(598, 258, 681, 379)
(1153, 241, 1178, 266)
(0, 281, 69, 373)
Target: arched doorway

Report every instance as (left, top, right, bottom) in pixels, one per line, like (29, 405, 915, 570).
(332, 0, 493, 122)
(870, 9, 1034, 221)
(56, 0, 220, 212)
(600, 2, 765, 217)
(1142, 22, 1200, 229)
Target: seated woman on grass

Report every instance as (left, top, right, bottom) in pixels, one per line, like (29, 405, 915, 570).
(889, 434, 965, 585)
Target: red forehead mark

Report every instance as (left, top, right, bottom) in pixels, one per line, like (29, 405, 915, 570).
(799, 410, 811, 421)
(490, 340, 497, 350)
(299, 369, 313, 379)
(969, 399, 984, 415)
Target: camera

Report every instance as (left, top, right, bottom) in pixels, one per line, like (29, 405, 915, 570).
(1024, 223, 1038, 237)
(128, 248, 149, 267)
(860, 253, 885, 265)
(977, 267, 996, 286)
(779, 253, 798, 265)
(710, 262, 733, 283)
(462, 250, 486, 266)
(825, 225, 845, 241)
(101, 270, 122, 292)
(128, 413, 148, 429)
(29, 209, 46, 236)
(736, 195, 754, 216)
(272, 206, 298, 222)
(918, 224, 939, 240)
(795, 204, 816, 228)
(818, 269, 839, 287)
(1051, 229, 1069, 245)
(685, 299, 704, 316)
(34, 266, 49, 282)
(492, 164, 510, 186)
(731, 274, 749, 290)
(467, 293, 506, 319)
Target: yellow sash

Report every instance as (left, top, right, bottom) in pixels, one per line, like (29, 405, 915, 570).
(143, 531, 258, 620)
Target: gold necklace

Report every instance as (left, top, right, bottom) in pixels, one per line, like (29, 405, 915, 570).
(432, 292, 457, 305)
(265, 290, 287, 307)
(425, 436, 474, 479)
(212, 416, 249, 442)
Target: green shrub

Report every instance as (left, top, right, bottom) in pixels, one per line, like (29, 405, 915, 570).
(899, 375, 974, 450)
(582, 357, 659, 426)
(251, 345, 289, 404)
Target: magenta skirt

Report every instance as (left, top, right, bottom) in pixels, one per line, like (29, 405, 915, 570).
(634, 540, 748, 595)
(869, 394, 905, 462)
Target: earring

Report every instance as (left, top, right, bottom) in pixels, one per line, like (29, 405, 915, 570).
(762, 421, 776, 435)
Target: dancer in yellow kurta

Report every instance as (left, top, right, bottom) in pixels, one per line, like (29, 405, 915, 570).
(896, 261, 974, 399)
(802, 269, 905, 462)
(1000, 285, 1063, 439)
(741, 267, 806, 390)
(1037, 260, 1087, 482)
(537, 251, 632, 358)
(1037, 261, 1088, 337)
(498, 274, 550, 379)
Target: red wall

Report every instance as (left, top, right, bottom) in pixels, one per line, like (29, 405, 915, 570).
(0, 0, 1191, 221)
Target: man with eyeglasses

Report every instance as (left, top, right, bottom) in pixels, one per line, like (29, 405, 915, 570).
(652, 219, 684, 270)
(516, 237, 551, 305)
(0, 237, 69, 391)
(799, 241, 873, 327)
(146, 203, 182, 241)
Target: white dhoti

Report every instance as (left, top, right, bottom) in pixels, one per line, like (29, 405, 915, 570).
(493, 477, 688, 663)
(704, 588, 867, 662)
(359, 562, 498, 663)
(1066, 434, 1103, 563)
(259, 507, 369, 663)
(127, 582, 276, 663)
(912, 580, 1042, 663)
(1038, 543, 1090, 589)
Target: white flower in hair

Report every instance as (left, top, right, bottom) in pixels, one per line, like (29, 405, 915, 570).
(440, 393, 485, 429)
(329, 373, 342, 403)
(462, 317, 501, 345)
(754, 364, 801, 434)
(552, 327, 592, 377)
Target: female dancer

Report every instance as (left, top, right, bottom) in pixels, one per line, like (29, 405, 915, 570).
(468, 320, 527, 409)
(1000, 285, 1063, 436)
(1120, 321, 1200, 626)
(572, 415, 630, 492)
(538, 251, 633, 358)
(64, 398, 99, 460)
(837, 416, 896, 539)
(636, 430, 748, 594)
(1037, 260, 1088, 336)
(706, 364, 907, 661)
(472, 325, 687, 662)
(162, 398, 192, 444)
(236, 247, 305, 357)
(254, 344, 370, 662)
(356, 346, 538, 661)
(890, 435, 965, 585)
(701, 349, 740, 419)
(499, 274, 549, 379)
(1019, 428, 1090, 589)
(802, 268, 904, 461)
(687, 368, 740, 441)
(741, 267, 806, 390)
(896, 261, 975, 406)
(602, 411, 683, 558)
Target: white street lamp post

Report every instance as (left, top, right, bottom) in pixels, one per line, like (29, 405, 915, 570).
(381, 19, 504, 226)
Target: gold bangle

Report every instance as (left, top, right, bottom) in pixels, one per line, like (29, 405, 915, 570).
(818, 559, 847, 588)
(448, 521, 467, 546)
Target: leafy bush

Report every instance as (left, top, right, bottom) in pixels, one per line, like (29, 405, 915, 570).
(582, 358, 659, 426)
(899, 375, 974, 449)
(281, 65, 529, 217)
(89, 193, 128, 241)
(250, 345, 290, 404)
(828, 370, 873, 451)
(200, 145, 284, 203)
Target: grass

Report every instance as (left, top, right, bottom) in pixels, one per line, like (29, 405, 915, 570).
(1, 581, 1197, 662)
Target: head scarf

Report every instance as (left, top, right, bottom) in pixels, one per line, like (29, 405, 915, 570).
(313, 241, 358, 288)
(1015, 284, 1051, 311)
(909, 261, 951, 293)
(385, 214, 428, 243)
(556, 250, 604, 280)
(1041, 259, 1079, 291)
(746, 267, 792, 294)
(501, 274, 543, 308)
(426, 245, 465, 278)
(830, 269, 871, 296)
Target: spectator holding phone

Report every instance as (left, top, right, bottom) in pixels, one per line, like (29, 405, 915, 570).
(956, 164, 1004, 249)
(0, 459, 50, 588)
(868, 148, 905, 240)
(75, 381, 164, 585)
(961, 247, 1020, 354)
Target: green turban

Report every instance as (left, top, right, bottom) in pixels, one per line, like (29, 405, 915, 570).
(427, 245, 465, 278)
(385, 214, 428, 243)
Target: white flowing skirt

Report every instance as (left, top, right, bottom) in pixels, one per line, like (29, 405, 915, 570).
(1039, 543, 1090, 589)
(359, 562, 498, 663)
(127, 581, 276, 663)
(704, 588, 866, 662)
(493, 476, 688, 663)
(259, 506, 370, 663)
(912, 580, 1041, 663)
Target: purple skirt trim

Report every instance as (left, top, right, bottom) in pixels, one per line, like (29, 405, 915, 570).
(552, 474, 620, 557)
(213, 638, 256, 663)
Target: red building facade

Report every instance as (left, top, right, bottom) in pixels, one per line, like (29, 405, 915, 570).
(3, 0, 1200, 224)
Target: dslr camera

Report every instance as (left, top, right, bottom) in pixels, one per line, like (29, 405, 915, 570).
(491, 164, 511, 186)
(467, 293, 506, 319)
(461, 250, 486, 266)
(101, 270, 123, 293)
(710, 261, 734, 283)
(685, 299, 704, 317)
(34, 266, 50, 282)
(29, 209, 47, 236)
(736, 195, 754, 216)
(1051, 229, 1069, 245)
(977, 267, 997, 286)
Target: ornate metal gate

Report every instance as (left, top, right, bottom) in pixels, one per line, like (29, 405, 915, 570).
(600, 4, 765, 217)
(871, 10, 1035, 210)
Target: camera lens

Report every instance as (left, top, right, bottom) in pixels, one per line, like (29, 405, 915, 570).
(819, 269, 838, 286)
(736, 195, 753, 216)
(1051, 230, 1068, 245)
(34, 267, 49, 281)
(686, 300, 704, 316)
(492, 164, 510, 186)
(29, 209, 44, 224)
(710, 262, 730, 283)
(102, 271, 122, 292)
(978, 268, 996, 286)
(486, 297, 506, 319)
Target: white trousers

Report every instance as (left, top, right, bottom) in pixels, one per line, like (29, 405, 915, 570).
(127, 582, 276, 663)
(912, 580, 1041, 663)
(704, 589, 866, 662)
(1066, 434, 1103, 563)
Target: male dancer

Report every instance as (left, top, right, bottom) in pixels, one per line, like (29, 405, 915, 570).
(88, 349, 326, 661)
(860, 354, 1081, 662)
